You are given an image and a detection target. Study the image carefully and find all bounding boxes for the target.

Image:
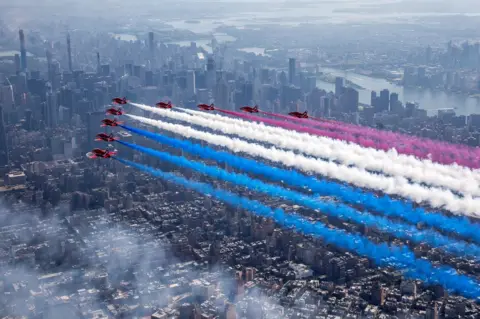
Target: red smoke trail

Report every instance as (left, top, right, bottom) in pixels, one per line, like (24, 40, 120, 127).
(262, 111, 480, 164)
(218, 109, 479, 169)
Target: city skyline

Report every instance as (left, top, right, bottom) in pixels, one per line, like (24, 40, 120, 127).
(0, 5, 480, 318)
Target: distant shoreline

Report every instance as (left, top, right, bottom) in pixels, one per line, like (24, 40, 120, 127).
(317, 73, 365, 91)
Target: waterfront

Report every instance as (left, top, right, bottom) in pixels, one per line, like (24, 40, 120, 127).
(0, 50, 33, 58)
(170, 33, 236, 53)
(3, 25, 480, 117)
(161, 1, 480, 36)
(316, 67, 480, 116)
(238, 47, 271, 56)
(110, 33, 236, 54)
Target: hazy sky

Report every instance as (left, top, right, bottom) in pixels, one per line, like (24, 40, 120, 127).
(1, 0, 480, 30)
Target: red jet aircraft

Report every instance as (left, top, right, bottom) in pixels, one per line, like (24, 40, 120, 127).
(95, 133, 117, 142)
(288, 111, 309, 119)
(86, 148, 117, 159)
(101, 118, 123, 127)
(106, 107, 123, 116)
(197, 103, 215, 111)
(156, 101, 173, 109)
(112, 97, 128, 105)
(240, 105, 259, 113)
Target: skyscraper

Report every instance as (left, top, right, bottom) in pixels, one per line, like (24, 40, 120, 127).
(206, 58, 216, 90)
(371, 91, 377, 106)
(335, 77, 345, 97)
(242, 82, 254, 106)
(148, 32, 155, 63)
(186, 70, 196, 97)
(14, 54, 20, 74)
(260, 68, 270, 84)
(342, 87, 359, 113)
(390, 92, 399, 109)
(280, 85, 302, 109)
(44, 90, 58, 128)
(96, 52, 100, 74)
(425, 45, 432, 65)
(0, 106, 8, 167)
(288, 58, 296, 85)
(46, 50, 54, 85)
(278, 71, 287, 86)
(148, 31, 154, 48)
(378, 89, 390, 112)
(67, 33, 72, 72)
(19, 30, 27, 71)
(405, 102, 418, 117)
(215, 78, 229, 109)
(320, 96, 332, 116)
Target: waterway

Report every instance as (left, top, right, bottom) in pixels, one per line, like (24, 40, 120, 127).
(238, 47, 271, 56)
(169, 34, 236, 53)
(155, 3, 480, 116)
(316, 68, 480, 116)
(5, 24, 480, 116)
(110, 33, 236, 54)
(163, 0, 480, 36)
(111, 33, 138, 42)
(0, 50, 34, 58)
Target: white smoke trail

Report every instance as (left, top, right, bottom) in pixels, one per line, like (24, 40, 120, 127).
(130, 103, 480, 197)
(179, 106, 480, 183)
(125, 113, 480, 218)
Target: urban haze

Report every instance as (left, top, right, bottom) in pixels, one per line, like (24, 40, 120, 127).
(0, 0, 480, 318)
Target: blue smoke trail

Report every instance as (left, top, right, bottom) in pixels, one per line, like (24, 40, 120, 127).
(113, 156, 480, 300)
(117, 140, 480, 260)
(119, 124, 480, 244)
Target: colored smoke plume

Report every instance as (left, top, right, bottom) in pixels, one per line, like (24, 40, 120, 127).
(130, 103, 480, 196)
(117, 139, 480, 260)
(118, 122, 480, 244)
(114, 156, 480, 300)
(122, 115, 480, 216)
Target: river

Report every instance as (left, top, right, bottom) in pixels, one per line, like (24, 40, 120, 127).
(4, 28, 479, 116)
(110, 33, 236, 54)
(0, 50, 34, 58)
(164, 0, 480, 35)
(316, 68, 480, 116)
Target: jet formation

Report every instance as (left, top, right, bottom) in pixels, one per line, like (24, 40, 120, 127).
(240, 105, 259, 113)
(289, 111, 309, 118)
(198, 103, 215, 111)
(101, 118, 123, 127)
(112, 97, 128, 105)
(95, 133, 117, 142)
(93, 100, 310, 160)
(106, 107, 123, 116)
(86, 148, 117, 159)
(156, 101, 173, 109)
